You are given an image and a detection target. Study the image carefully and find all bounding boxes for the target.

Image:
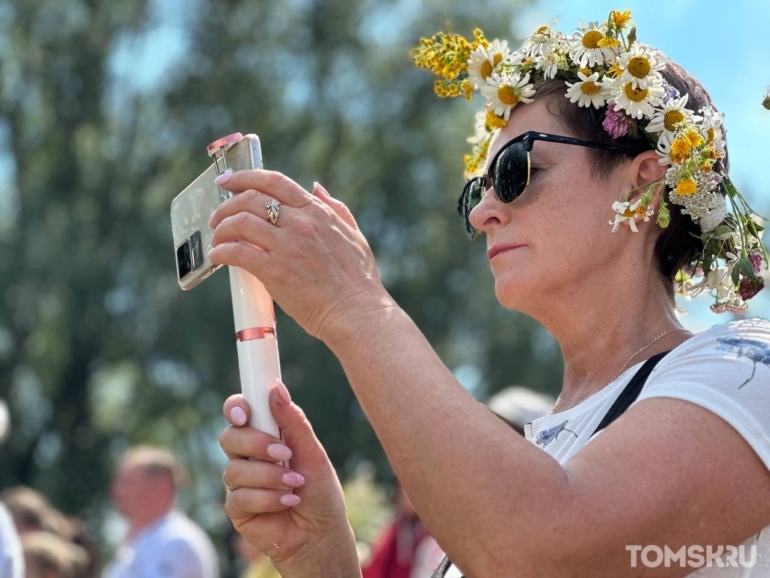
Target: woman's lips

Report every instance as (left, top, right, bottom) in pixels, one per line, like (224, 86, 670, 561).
(488, 244, 525, 260)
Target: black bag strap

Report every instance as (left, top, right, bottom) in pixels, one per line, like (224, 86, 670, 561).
(590, 350, 670, 437)
(432, 350, 670, 578)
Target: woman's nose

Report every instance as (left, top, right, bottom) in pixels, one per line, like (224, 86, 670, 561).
(469, 188, 508, 234)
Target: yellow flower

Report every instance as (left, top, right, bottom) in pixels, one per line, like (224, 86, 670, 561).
(610, 10, 632, 29)
(675, 177, 698, 196)
(579, 67, 592, 76)
(464, 137, 491, 179)
(598, 35, 622, 49)
(411, 31, 480, 81)
(670, 137, 692, 164)
(606, 62, 625, 78)
(485, 111, 508, 130)
(461, 79, 474, 100)
(473, 28, 490, 50)
(684, 127, 704, 148)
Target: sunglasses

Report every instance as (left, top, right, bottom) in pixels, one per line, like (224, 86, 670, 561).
(458, 131, 642, 240)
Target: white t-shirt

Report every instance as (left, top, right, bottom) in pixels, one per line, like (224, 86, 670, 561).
(0, 503, 23, 578)
(103, 511, 219, 578)
(445, 318, 770, 577)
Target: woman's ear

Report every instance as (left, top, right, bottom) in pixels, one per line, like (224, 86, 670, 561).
(613, 150, 668, 232)
(631, 150, 667, 206)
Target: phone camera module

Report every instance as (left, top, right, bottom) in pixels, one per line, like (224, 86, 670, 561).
(177, 230, 204, 279)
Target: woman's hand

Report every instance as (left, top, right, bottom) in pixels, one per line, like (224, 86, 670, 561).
(220, 382, 361, 578)
(208, 172, 396, 343)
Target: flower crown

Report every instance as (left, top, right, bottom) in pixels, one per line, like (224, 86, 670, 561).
(412, 10, 769, 314)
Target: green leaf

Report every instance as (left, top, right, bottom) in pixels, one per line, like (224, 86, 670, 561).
(732, 264, 741, 286)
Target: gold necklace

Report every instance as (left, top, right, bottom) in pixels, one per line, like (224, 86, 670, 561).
(607, 328, 689, 386)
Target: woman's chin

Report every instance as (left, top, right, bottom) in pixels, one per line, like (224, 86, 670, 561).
(494, 275, 539, 311)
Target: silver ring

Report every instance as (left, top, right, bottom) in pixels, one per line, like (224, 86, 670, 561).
(223, 472, 235, 493)
(266, 200, 280, 225)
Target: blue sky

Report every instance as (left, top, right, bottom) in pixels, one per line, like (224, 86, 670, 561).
(511, 0, 770, 330)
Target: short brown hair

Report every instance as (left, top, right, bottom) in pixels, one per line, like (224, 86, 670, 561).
(531, 57, 728, 289)
(120, 446, 187, 490)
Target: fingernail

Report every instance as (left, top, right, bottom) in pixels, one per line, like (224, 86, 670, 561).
(214, 169, 233, 185)
(313, 181, 330, 198)
(267, 443, 292, 461)
(208, 212, 217, 228)
(229, 406, 247, 426)
(282, 472, 305, 488)
(276, 381, 291, 405)
(280, 493, 301, 507)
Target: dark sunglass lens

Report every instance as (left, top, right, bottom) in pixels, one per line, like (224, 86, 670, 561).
(459, 178, 483, 238)
(493, 142, 529, 203)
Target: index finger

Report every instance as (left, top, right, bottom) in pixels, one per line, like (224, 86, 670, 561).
(215, 169, 313, 209)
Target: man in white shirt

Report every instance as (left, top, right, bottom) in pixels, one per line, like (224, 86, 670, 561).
(103, 446, 219, 578)
(0, 399, 24, 578)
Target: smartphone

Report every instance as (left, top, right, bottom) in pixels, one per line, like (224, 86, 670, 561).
(170, 134, 263, 290)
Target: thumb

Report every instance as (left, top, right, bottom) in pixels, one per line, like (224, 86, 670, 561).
(269, 381, 333, 475)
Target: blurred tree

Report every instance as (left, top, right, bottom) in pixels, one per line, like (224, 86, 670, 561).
(0, 0, 557, 567)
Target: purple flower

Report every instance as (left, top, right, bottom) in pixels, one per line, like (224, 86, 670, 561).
(749, 252, 764, 274)
(739, 276, 764, 301)
(662, 85, 680, 104)
(603, 103, 636, 139)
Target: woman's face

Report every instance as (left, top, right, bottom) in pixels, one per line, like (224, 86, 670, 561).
(469, 100, 634, 313)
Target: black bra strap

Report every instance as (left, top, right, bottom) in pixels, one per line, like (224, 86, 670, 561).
(431, 555, 452, 578)
(590, 350, 670, 438)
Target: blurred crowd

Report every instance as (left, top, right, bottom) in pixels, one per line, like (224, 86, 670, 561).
(0, 386, 553, 578)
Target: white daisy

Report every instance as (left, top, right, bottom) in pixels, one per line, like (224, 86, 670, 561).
(569, 21, 614, 68)
(565, 71, 608, 108)
(612, 76, 665, 119)
(467, 39, 510, 89)
(521, 25, 555, 60)
(700, 106, 726, 155)
(617, 44, 666, 89)
(479, 72, 536, 120)
(534, 35, 570, 80)
(646, 94, 701, 136)
(610, 199, 654, 232)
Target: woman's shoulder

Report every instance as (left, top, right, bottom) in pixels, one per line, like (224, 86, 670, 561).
(674, 317, 770, 354)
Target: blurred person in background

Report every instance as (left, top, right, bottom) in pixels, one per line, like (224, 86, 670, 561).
(361, 483, 431, 578)
(0, 488, 70, 539)
(486, 386, 555, 436)
(1, 488, 100, 577)
(0, 399, 24, 578)
(21, 531, 87, 578)
(103, 446, 219, 578)
(230, 531, 280, 578)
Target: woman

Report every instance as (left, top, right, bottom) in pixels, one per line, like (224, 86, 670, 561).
(212, 11, 770, 577)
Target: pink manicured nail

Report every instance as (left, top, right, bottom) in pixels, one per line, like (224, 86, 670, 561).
(276, 381, 291, 405)
(267, 443, 292, 461)
(313, 181, 330, 198)
(214, 170, 233, 185)
(280, 494, 301, 507)
(282, 472, 305, 487)
(229, 406, 247, 426)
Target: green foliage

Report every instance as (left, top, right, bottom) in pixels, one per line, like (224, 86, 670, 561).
(0, 0, 554, 567)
